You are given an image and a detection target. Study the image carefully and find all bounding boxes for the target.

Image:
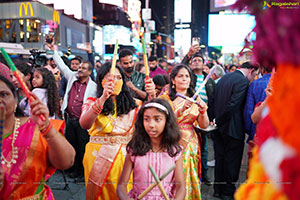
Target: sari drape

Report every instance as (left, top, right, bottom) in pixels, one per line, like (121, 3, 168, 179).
(83, 97, 141, 200)
(0, 119, 56, 200)
(160, 94, 202, 200)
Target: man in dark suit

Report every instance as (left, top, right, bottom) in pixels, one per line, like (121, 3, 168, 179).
(208, 62, 258, 200)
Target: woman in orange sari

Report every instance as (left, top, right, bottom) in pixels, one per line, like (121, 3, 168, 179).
(79, 62, 155, 199)
(160, 64, 209, 200)
(0, 75, 75, 199)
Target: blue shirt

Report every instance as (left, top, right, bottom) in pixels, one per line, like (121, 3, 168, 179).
(243, 73, 271, 141)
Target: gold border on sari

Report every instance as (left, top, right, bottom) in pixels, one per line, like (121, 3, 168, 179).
(9, 124, 39, 199)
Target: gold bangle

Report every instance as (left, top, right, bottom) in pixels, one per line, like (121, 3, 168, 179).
(91, 99, 103, 115)
(176, 109, 183, 116)
(40, 122, 52, 137)
(39, 120, 50, 132)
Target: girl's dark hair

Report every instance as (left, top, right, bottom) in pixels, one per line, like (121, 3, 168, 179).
(96, 62, 137, 116)
(0, 75, 24, 117)
(33, 68, 59, 116)
(169, 64, 195, 101)
(127, 98, 182, 157)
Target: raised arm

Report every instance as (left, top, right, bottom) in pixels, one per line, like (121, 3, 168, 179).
(52, 50, 73, 80)
(30, 93, 75, 169)
(251, 86, 272, 124)
(45, 38, 73, 80)
(144, 77, 156, 100)
(181, 44, 201, 65)
(79, 74, 114, 129)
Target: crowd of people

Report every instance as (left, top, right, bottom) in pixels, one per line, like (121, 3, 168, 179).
(0, 33, 275, 200)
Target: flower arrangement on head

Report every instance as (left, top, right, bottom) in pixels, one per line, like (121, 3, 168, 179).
(233, 0, 300, 200)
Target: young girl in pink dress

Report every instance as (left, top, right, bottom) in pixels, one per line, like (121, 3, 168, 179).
(117, 98, 186, 200)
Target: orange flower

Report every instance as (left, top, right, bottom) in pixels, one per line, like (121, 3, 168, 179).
(268, 64, 300, 156)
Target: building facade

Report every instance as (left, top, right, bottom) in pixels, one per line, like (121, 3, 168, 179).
(0, 1, 103, 57)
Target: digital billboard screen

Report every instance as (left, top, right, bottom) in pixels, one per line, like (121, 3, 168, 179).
(208, 14, 255, 51)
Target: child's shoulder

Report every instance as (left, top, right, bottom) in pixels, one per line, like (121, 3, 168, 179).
(169, 146, 182, 161)
(32, 88, 47, 95)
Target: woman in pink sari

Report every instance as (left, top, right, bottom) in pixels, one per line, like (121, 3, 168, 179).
(0, 75, 75, 199)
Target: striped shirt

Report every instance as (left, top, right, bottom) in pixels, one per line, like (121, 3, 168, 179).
(195, 74, 208, 104)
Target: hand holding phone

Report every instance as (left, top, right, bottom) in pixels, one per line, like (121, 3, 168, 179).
(46, 36, 53, 44)
(192, 37, 200, 46)
(46, 32, 54, 44)
(45, 32, 55, 50)
(77, 43, 87, 49)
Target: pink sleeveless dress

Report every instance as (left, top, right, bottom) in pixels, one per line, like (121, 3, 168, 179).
(128, 150, 181, 200)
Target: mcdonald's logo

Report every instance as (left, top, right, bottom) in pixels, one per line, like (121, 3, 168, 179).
(19, 2, 34, 17)
(53, 10, 60, 24)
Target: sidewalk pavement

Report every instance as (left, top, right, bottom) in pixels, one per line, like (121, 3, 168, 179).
(48, 137, 248, 200)
(201, 136, 248, 200)
(47, 171, 86, 200)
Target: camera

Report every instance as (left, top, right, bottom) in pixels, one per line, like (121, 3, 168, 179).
(29, 49, 47, 67)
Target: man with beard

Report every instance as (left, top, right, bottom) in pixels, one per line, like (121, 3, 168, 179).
(119, 49, 147, 100)
(148, 55, 169, 79)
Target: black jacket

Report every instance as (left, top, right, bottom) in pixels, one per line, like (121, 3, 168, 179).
(208, 70, 249, 141)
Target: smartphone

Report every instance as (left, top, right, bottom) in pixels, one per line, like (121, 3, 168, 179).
(192, 37, 200, 46)
(46, 32, 54, 44)
(77, 43, 87, 49)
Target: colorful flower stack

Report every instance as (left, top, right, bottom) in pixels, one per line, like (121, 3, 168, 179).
(233, 0, 300, 199)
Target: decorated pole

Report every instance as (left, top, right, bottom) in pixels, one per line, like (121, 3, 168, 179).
(0, 106, 5, 156)
(138, 165, 175, 199)
(148, 165, 170, 200)
(110, 39, 119, 75)
(0, 48, 46, 121)
(142, 37, 150, 79)
(176, 67, 215, 105)
(176, 93, 201, 106)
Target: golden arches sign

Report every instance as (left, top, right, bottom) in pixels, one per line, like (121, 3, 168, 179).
(19, 2, 34, 17)
(53, 10, 60, 24)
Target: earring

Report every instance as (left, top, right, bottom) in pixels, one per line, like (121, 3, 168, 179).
(14, 106, 17, 112)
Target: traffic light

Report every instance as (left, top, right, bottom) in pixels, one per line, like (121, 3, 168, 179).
(156, 35, 162, 44)
(139, 31, 144, 42)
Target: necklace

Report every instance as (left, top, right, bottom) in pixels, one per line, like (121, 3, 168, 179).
(1, 118, 20, 168)
(151, 146, 164, 153)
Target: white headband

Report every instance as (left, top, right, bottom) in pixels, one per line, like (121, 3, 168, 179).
(144, 102, 169, 115)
